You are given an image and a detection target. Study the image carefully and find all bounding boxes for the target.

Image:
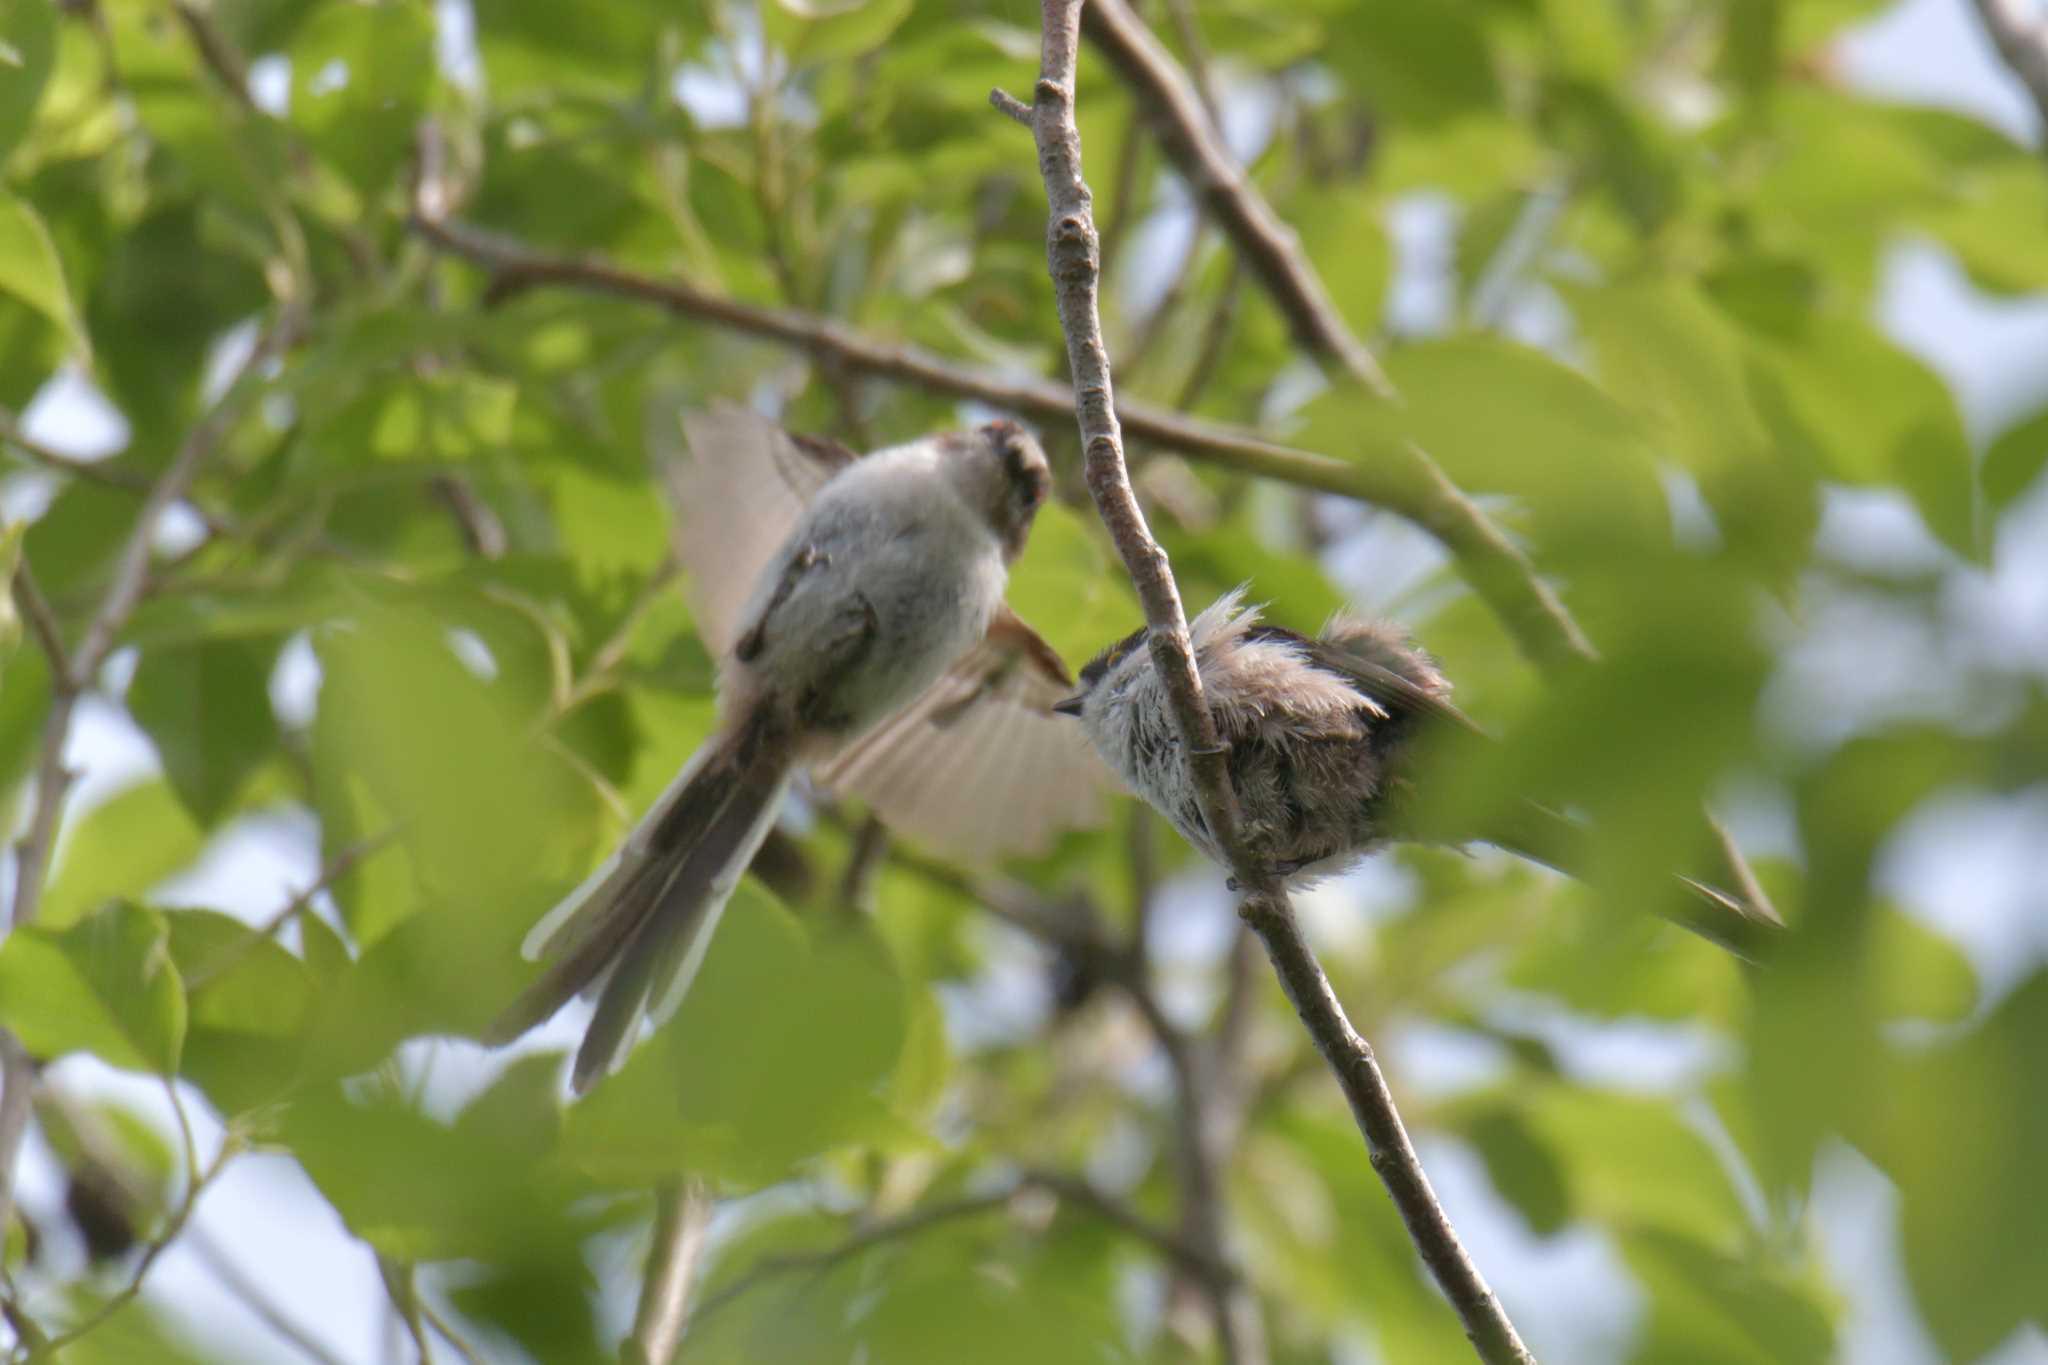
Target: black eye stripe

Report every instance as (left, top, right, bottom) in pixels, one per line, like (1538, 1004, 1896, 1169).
(1080, 624, 1148, 688)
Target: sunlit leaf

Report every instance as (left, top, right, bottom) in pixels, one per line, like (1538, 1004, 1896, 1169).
(563, 882, 912, 1186)
(41, 781, 206, 932)
(127, 637, 279, 825)
(0, 193, 88, 358)
(0, 901, 185, 1073)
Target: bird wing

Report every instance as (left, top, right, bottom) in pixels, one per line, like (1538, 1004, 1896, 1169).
(1236, 622, 1499, 740)
(662, 404, 1109, 862)
(666, 402, 854, 655)
(815, 604, 1115, 861)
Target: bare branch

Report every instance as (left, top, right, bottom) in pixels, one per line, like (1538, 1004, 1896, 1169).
(0, 1037, 34, 1268)
(406, 214, 1588, 669)
(377, 1260, 435, 1365)
(185, 1227, 351, 1365)
(29, 1136, 238, 1361)
(1078, 0, 1772, 937)
(1241, 899, 1534, 1364)
(0, 409, 152, 493)
(1969, 0, 2048, 136)
(0, 303, 299, 1338)
(1017, 6, 1535, 1362)
(691, 1189, 1016, 1324)
(626, 1182, 713, 1365)
(1080, 0, 1390, 394)
(183, 833, 399, 992)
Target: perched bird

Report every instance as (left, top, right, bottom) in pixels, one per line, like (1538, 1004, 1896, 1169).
(489, 404, 1097, 1090)
(1056, 588, 1779, 957)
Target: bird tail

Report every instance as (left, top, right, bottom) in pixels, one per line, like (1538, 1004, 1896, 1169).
(485, 712, 793, 1091)
(1475, 801, 1781, 962)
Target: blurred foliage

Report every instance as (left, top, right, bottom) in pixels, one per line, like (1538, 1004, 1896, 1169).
(0, 0, 2042, 1361)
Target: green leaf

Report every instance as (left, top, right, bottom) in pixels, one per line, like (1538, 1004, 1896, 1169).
(469, 0, 684, 94)
(0, 0, 57, 162)
(1875, 971, 2048, 1362)
(1525, 1087, 1748, 1243)
(1982, 401, 2048, 516)
(1463, 1106, 1569, 1235)
(163, 907, 316, 1114)
(285, 1083, 591, 1264)
(0, 901, 185, 1073)
(127, 637, 280, 825)
(1308, 336, 1666, 550)
(1321, 0, 1498, 126)
(41, 781, 206, 932)
(0, 520, 24, 664)
(311, 603, 595, 931)
(563, 883, 913, 1186)
(0, 193, 88, 359)
(1568, 280, 1767, 474)
(763, 0, 914, 66)
(1620, 1227, 1835, 1365)
(0, 641, 50, 808)
(1569, 278, 1819, 579)
(1003, 502, 1138, 669)
(289, 0, 436, 195)
(1743, 316, 1979, 560)
(1869, 909, 1977, 1024)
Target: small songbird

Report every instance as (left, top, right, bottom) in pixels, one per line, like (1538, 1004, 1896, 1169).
(489, 404, 1101, 1090)
(1056, 588, 1780, 957)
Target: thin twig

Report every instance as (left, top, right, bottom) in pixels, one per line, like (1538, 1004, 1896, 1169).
(377, 1260, 435, 1365)
(1012, 7, 1536, 1362)
(1079, 0, 1389, 394)
(0, 306, 299, 1281)
(418, 1297, 486, 1365)
(625, 1182, 713, 1365)
(1969, 0, 2048, 136)
(1078, 0, 1771, 943)
(405, 213, 1585, 670)
(0, 1037, 34, 1268)
(29, 1138, 238, 1360)
(835, 815, 891, 916)
(182, 832, 399, 992)
(1243, 903, 1533, 1363)
(0, 409, 152, 493)
(185, 1227, 351, 1365)
(1016, 1167, 1232, 1284)
(1014, 14, 1273, 1362)
(691, 1189, 1017, 1324)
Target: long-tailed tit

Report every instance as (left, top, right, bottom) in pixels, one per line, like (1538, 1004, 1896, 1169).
(489, 404, 1101, 1090)
(1056, 589, 1780, 956)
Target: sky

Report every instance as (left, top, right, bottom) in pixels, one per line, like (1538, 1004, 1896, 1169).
(7, 0, 2048, 1361)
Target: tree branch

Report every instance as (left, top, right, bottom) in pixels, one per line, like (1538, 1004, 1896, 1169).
(1077, 0, 1773, 935)
(625, 1182, 712, 1365)
(1080, 0, 1391, 394)
(185, 1227, 351, 1365)
(690, 1189, 1017, 1325)
(1969, 0, 2048, 136)
(406, 213, 1587, 670)
(0, 306, 299, 1286)
(1010, 6, 1536, 1362)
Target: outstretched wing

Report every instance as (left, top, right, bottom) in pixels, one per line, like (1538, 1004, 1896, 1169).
(816, 606, 1114, 861)
(666, 402, 853, 655)
(662, 405, 1109, 861)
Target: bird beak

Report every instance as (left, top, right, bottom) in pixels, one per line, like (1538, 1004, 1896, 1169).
(1053, 694, 1086, 718)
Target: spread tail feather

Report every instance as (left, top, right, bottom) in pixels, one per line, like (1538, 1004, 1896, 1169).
(485, 716, 793, 1090)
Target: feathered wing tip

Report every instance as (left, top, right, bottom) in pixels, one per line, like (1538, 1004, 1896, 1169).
(1318, 613, 1452, 699)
